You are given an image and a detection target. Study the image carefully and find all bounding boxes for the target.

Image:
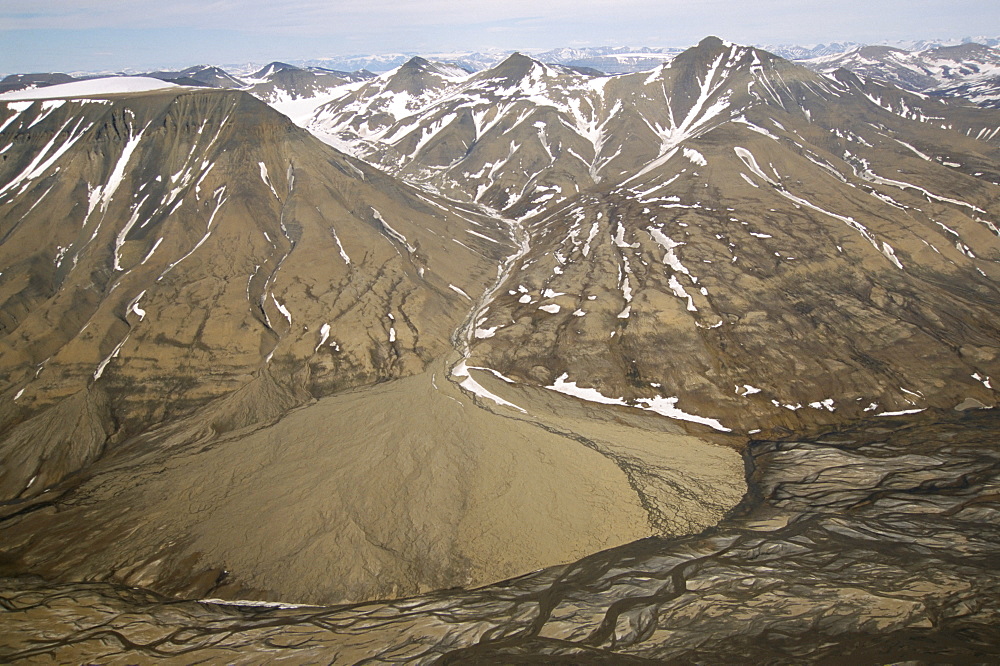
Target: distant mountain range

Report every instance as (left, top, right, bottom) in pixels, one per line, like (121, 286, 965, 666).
(246, 38, 1000, 74)
(291, 46, 689, 75)
(801, 42, 1000, 108)
(4, 36, 1000, 110)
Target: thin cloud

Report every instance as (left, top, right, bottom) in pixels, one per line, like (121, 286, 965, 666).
(7, 0, 993, 37)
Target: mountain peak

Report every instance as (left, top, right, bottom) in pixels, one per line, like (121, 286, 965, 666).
(501, 52, 535, 65)
(379, 56, 465, 96)
(928, 42, 999, 60)
(856, 45, 907, 58)
(696, 35, 728, 51)
(396, 56, 468, 79)
(488, 52, 544, 81)
(401, 55, 432, 70)
(252, 61, 300, 78)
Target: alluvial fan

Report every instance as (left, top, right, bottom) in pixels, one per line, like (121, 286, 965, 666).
(2, 409, 998, 664)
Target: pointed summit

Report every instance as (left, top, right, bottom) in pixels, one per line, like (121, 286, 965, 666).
(251, 62, 300, 79)
(397, 56, 468, 78)
(179, 65, 246, 88)
(499, 52, 535, 67)
(383, 56, 466, 96)
(400, 55, 433, 71)
(495, 52, 538, 74)
(481, 52, 547, 87)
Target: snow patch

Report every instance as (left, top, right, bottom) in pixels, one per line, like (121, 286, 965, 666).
(973, 372, 993, 389)
(0, 77, 179, 100)
(448, 284, 471, 299)
(808, 398, 836, 412)
(128, 290, 147, 321)
(549, 373, 626, 406)
(272, 294, 292, 326)
(877, 408, 926, 417)
(373, 207, 416, 253)
(548, 373, 731, 431)
(94, 334, 130, 380)
(314, 323, 331, 352)
(452, 361, 525, 412)
(258, 162, 280, 199)
(634, 395, 732, 432)
(682, 147, 707, 166)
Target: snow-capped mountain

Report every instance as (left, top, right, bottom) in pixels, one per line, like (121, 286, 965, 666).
(240, 61, 374, 104)
(804, 42, 1000, 107)
(300, 53, 614, 214)
(145, 64, 247, 89)
(295, 47, 682, 74)
(762, 37, 1000, 62)
(290, 41, 1000, 76)
(409, 37, 1000, 434)
(758, 42, 864, 60)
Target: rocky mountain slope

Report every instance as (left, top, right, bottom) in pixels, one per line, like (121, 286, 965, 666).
(0, 73, 78, 94)
(145, 65, 248, 89)
(241, 62, 374, 105)
(297, 37, 1000, 438)
(0, 86, 513, 496)
(0, 78, 744, 604)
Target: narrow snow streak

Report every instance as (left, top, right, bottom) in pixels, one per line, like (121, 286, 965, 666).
(94, 334, 131, 381)
(449, 207, 530, 412)
(373, 207, 416, 253)
(259, 161, 280, 200)
(547, 373, 731, 431)
(0, 117, 90, 197)
(157, 187, 228, 280)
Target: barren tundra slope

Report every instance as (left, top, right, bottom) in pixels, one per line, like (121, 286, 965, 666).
(0, 88, 510, 500)
(304, 37, 1000, 434)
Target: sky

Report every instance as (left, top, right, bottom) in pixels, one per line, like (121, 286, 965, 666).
(2, 0, 999, 74)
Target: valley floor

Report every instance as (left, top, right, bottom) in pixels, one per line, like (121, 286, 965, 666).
(2, 409, 998, 664)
